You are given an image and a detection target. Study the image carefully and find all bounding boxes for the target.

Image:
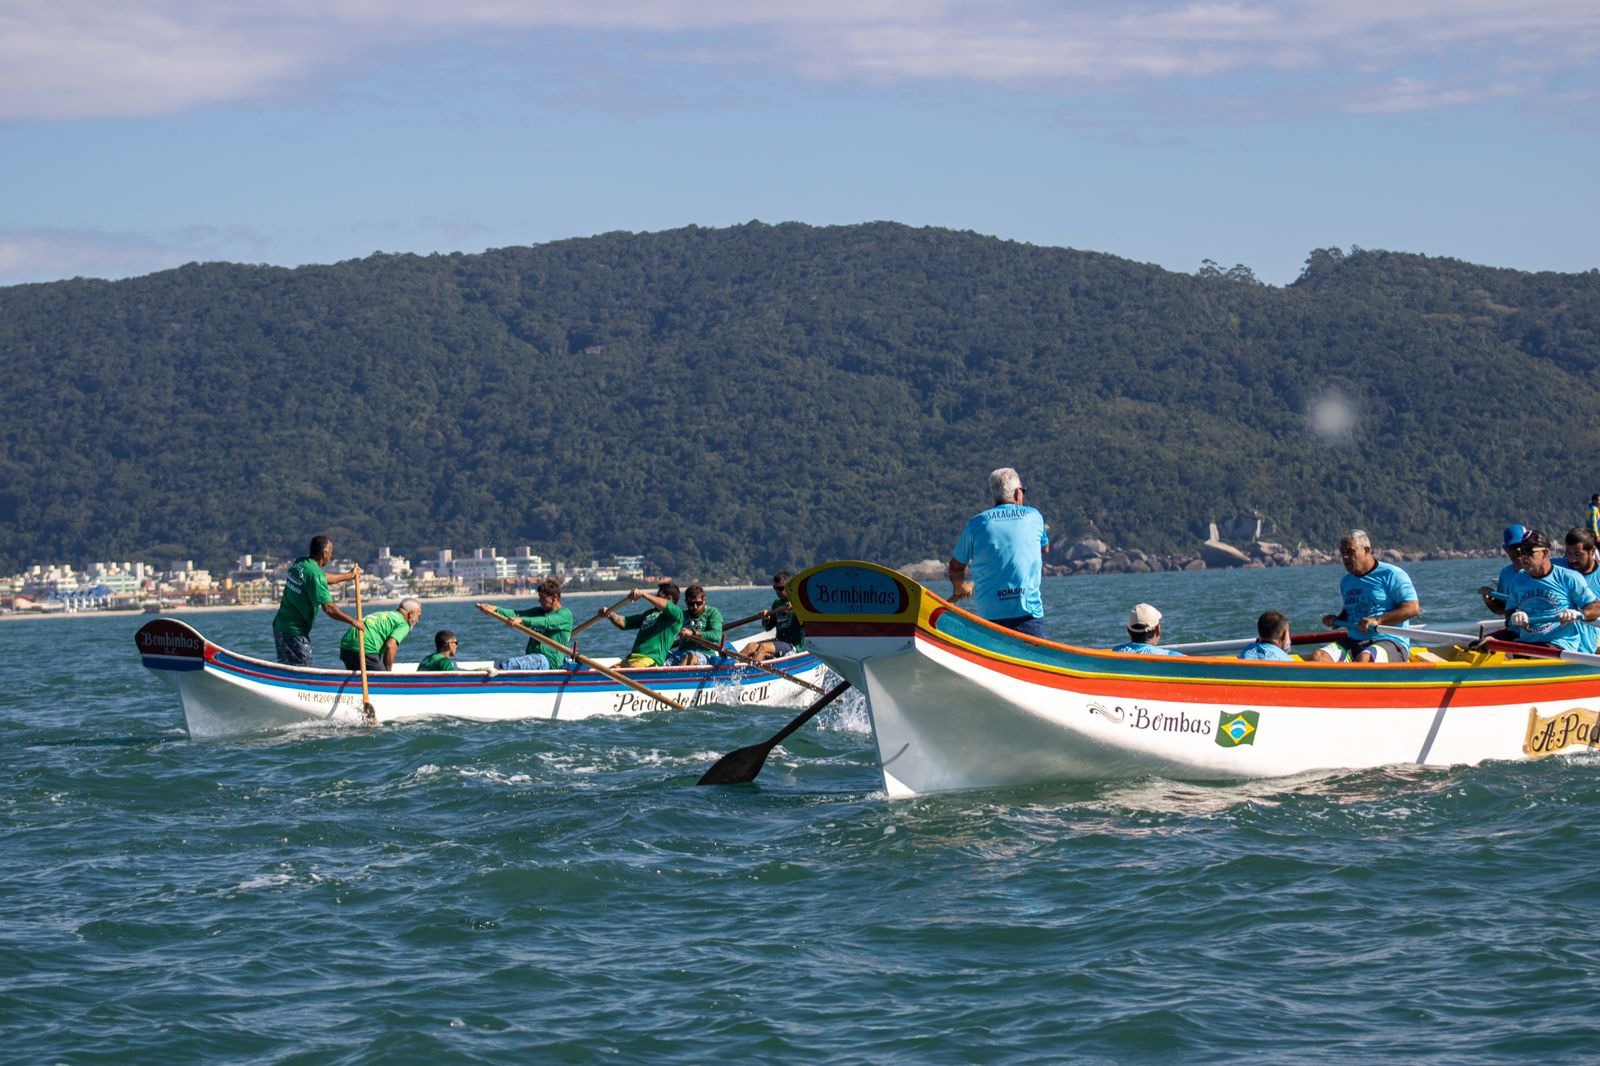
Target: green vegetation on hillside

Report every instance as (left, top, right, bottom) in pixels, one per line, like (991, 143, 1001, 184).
(1, 223, 1597, 576)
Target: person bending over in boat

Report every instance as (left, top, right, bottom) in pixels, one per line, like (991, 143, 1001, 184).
(1313, 530, 1421, 663)
(667, 585, 724, 665)
(948, 467, 1050, 638)
(339, 598, 421, 672)
(1238, 611, 1293, 661)
(745, 572, 807, 663)
(1479, 524, 1530, 614)
(1501, 529, 1600, 652)
(488, 577, 574, 670)
(271, 535, 363, 667)
(418, 630, 459, 671)
(1557, 527, 1600, 600)
(1111, 603, 1183, 655)
(601, 583, 684, 668)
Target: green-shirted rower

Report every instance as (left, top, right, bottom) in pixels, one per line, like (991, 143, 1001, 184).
(486, 576, 574, 670)
(339, 598, 421, 672)
(600, 582, 685, 668)
(745, 571, 806, 663)
(417, 630, 459, 672)
(667, 584, 724, 665)
(271, 535, 363, 666)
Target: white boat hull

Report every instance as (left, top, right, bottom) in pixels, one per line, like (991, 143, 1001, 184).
(789, 561, 1600, 797)
(135, 618, 830, 738)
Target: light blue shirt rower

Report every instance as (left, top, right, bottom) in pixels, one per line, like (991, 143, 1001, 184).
(1555, 527, 1600, 602)
(1314, 530, 1421, 664)
(1503, 530, 1600, 653)
(950, 466, 1050, 638)
(1480, 524, 1529, 615)
(1111, 603, 1184, 656)
(1238, 610, 1294, 661)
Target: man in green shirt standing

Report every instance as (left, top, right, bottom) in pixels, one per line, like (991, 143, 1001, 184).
(600, 582, 685, 668)
(488, 577, 574, 670)
(339, 598, 422, 672)
(667, 585, 724, 665)
(418, 630, 459, 672)
(272, 535, 363, 666)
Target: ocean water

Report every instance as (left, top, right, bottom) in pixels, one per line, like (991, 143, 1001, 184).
(6, 558, 1600, 1062)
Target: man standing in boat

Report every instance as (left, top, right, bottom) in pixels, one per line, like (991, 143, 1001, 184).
(270, 535, 363, 666)
(487, 576, 573, 670)
(1503, 529, 1600, 652)
(600, 583, 685, 667)
(339, 597, 422, 672)
(1313, 530, 1420, 663)
(948, 467, 1050, 637)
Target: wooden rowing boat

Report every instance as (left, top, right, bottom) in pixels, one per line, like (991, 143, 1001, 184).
(786, 560, 1600, 797)
(134, 617, 829, 738)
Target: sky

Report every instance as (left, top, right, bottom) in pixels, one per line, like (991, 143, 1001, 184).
(1, 0, 1596, 288)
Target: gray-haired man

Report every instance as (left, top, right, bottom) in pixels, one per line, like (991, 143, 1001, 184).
(948, 467, 1051, 638)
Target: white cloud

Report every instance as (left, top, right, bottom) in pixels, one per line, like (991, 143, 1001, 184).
(0, 0, 1594, 120)
(0, 226, 256, 286)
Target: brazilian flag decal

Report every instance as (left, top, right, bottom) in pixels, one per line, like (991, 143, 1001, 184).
(1216, 710, 1260, 748)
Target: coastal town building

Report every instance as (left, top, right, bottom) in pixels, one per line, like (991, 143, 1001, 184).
(1, 546, 657, 613)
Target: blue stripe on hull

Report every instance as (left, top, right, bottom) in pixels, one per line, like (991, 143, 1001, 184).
(201, 647, 823, 698)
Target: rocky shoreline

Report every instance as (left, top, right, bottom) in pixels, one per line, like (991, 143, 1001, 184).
(900, 540, 1499, 583)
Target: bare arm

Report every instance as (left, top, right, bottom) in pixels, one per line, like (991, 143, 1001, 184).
(1356, 599, 1421, 633)
(947, 559, 973, 603)
(321, 601, 361, 629)
(326, 564, 361, 586)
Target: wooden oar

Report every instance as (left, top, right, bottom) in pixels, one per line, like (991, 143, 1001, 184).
(569, 593, 635, 639)
(353, 573, 376, 726)
(476, 603, 687, 710)
(677, 631, 826, 693)
(1479, 638, 1600, 668)
(697, 681, 851, 786)
(1376, 623, 1507, 647)
(721, 609, 773, 633)
(1165, 629, 1345, 655)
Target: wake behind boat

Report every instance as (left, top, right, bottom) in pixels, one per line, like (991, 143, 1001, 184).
(135, 618, 828, 738)
(786, 560, 1600, 797)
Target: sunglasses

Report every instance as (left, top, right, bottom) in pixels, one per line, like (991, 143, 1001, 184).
(1513, 546, 1546, 557)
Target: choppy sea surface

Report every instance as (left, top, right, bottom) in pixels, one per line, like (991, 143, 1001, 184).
(7, 558, 1600, 1062)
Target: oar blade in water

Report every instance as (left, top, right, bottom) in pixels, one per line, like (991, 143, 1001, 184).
(697, 680, 851, 786)
(696, 741, 776, 786)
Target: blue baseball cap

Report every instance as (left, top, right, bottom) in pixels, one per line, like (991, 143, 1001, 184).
(1503, 524, 1529, 547)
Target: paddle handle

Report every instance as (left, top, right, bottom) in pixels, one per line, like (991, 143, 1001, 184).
(570, 593, 636, 638)
(722, 610, 772, 633)
(476, 603, 687, 711)
(1287, 629, 1349, 647)
(354, 573, 374, 725)
(679, 632, 825, 693)
(767, 681, 851, 747)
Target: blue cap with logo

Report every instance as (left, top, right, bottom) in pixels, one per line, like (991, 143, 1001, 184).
(1503, 524, 1529, 547)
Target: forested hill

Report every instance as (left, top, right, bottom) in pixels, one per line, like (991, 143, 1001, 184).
(2, 222, 1598, 577)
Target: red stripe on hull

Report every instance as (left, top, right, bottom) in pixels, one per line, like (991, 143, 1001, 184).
(916, 629, 1600, 709)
